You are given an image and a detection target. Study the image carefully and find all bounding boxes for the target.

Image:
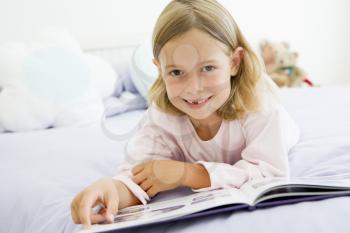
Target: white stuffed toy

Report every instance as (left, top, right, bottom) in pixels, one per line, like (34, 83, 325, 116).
(0, 28, 117, 132)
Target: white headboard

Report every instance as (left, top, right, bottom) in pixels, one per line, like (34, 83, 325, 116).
(83, 45, 137, 65)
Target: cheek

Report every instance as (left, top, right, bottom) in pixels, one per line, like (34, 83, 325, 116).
(209, 83, 231, 109)
(164, 79, 185, 100)
(204, 72, 231, 94)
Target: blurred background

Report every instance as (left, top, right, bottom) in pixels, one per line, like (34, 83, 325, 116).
(0, 0, 349, 86)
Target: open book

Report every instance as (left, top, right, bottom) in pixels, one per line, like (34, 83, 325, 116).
(79, 176, 350, 233)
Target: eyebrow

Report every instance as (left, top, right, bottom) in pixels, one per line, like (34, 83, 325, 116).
(165, 59, 219, 69)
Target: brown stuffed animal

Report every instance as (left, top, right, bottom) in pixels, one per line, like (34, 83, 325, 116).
(260, 40, 313, 87)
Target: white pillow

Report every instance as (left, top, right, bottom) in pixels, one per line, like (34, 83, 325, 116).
(0, 28, 117, 132)
(129, 38, 158, 100)
(84, 54, 118, 99)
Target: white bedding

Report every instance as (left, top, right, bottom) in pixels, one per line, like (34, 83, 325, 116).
(1, 87, 350, 233)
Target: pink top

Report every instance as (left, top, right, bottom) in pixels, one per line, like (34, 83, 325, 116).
(113, 97, 300, 205)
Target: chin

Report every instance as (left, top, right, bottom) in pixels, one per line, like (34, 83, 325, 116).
(181, 107, 216, 121)
(188, 110, 213, 120)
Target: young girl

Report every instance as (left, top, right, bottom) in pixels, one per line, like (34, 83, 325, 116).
(71, 0, 300, 229)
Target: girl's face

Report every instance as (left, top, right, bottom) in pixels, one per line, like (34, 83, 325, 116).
(153, 28, 242, 123)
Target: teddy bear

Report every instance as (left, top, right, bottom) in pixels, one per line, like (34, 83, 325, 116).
(260, 40, 313, 88)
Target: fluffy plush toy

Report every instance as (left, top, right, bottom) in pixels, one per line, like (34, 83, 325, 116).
(260, 40, 314, 88)
(0, 28, 118, 132)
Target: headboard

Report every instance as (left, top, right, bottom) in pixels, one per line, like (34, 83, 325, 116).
(83, 44, 138, 66)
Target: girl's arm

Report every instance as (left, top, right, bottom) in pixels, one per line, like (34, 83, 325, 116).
(183, 163, 211, 189)
(114, 180, 142, 209)
(131, 160, 211, 196)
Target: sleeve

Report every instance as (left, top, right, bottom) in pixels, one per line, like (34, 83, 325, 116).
(112, 109, 178, 205)
(191, 105, 300, 192)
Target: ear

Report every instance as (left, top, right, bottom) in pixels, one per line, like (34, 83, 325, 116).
(230, 46, 244, 76)
(152, 58, 162, 75)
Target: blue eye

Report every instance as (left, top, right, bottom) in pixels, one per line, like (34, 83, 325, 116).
(169, 69, 184, 77)
(202, 65, 216, 72)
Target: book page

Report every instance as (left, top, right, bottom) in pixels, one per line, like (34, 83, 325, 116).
(239, 177, 290, 203)
(239, 176, 350, 205)
(79, 187, 250, 233)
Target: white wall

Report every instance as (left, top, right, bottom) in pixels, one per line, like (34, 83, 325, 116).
(1, 0, 349, 86)
(221, 0, 350, 87)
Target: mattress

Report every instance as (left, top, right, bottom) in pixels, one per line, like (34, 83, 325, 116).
(1, 87, 350, 233)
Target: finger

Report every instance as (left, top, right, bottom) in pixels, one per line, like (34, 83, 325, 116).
(71, 192, 86, 224)
(131, 163, 145, 175)
(140, 179, 152, 191)
(72, 195, 93, 225)
(104, 190, 119, 223)
(91, 212, 107, 224)
(78, 191, 99, 229)
(89, 207, 113, 224)
(132, 171, 147, 184)
(71, 199, 81, 224)
(146, 186, 159, 198)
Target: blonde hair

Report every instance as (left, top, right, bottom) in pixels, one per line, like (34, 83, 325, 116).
(149, 0, 273, 120)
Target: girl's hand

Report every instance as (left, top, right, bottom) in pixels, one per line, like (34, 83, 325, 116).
(70, 178, 120, 229)
(131, 160, 187, 197)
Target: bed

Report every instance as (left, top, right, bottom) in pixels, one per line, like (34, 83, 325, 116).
(1, 45, 350, 233)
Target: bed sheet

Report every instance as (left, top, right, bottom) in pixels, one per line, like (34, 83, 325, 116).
(1, 87, 350, 233)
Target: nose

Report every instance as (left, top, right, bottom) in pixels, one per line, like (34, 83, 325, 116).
(184, 71, 203, 94)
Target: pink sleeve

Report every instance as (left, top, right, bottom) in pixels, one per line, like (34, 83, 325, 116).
(191, 106, 300, 192)
(112, 109, 178, 204)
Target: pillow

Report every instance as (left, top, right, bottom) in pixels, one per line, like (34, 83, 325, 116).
(0, 28, 117, 132)
(129, 37, 158, 100)
(84, 54, 118, 99)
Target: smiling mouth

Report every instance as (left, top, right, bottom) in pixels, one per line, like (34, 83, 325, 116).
(183, 96, 213, 105)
